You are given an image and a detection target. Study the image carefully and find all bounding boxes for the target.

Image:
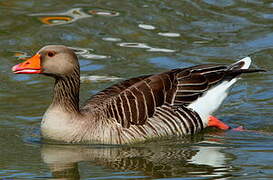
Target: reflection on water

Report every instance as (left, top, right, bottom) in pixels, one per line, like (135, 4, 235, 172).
(30, 8, 120, 25)
(70, 46, 110, 60)
(39, 16, 73, 25)
(80, 75, 123, 83)
(30, 8, 91, 25)
(41, 137, 231, 179)
(158, 32, 181, 37)
(89, 9, 120, 17)
(138, 24, 156, 30)
(13, 51, 28, 60)
(118, 42, 176, 53)
(102, 37, 122, 42)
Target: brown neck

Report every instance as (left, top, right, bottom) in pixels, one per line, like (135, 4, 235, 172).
(52, 68, 80, 113)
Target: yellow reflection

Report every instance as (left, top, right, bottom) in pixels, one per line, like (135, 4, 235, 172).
(14, 52, 28, 60)
(39, 16, 72, 25)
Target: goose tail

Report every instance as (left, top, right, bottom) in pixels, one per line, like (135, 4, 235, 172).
(187, 57, 264, 125)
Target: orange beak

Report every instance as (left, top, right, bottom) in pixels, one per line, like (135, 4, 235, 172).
(12, 54, 42, 74)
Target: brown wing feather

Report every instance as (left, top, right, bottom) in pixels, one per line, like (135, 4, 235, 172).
(173, 64, 227, 105)
(84, 74, 151, 106)
(83, 63, 262, 128)
(173, 64, 264, 106)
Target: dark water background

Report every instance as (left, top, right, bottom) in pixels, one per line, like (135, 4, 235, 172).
(0, 0, 272, 179)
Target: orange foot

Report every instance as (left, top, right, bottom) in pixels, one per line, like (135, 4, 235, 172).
(208, 115, 231, 130)
(208, 116, 266, 134)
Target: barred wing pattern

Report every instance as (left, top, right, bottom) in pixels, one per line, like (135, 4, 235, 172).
(85, 74, 151, 106)
(84, 62, 254, 136)
(173, 64, 227, 106)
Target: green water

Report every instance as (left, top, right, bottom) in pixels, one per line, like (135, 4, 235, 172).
(0, 0, 272, 179)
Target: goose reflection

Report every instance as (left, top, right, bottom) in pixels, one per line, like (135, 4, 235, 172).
(41, 137, 233, 179)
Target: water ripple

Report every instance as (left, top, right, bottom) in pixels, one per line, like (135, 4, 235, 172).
(138, 24, 156, 30)
(70, 46, 110, 59)
(118, 42, 175, 53)
(13, 51, 28, 60)
(158, 32, 181, 37)
(118, 42, 150, 49)
(89, 9, 120, 17)
(102, 37, 122, 42)
(29, 8, 91, 25)
(80, 75, 123, 83)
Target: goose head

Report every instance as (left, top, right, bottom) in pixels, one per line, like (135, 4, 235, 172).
(12, 45, 79, 78)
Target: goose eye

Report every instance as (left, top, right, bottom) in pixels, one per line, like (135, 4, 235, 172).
(47, 51, 55, 57)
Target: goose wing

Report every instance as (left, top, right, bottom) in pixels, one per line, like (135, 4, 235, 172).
(85, 74, 151, 105)
(84, 62, 262, 128)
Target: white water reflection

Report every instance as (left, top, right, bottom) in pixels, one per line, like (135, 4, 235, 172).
(80, 54, 109, 59)
(147, 48, 176, 53)
(118, 42, 151, 49)
(158, 32, 181, 37)
(70, 46, 110, 59)
(89, 9, 120, 17)
(102, 37, 122, 42)
(118, 42, 175, 53)
(80, 75, 122, 83)
(138, 24, 156, 30)
(190, 146, 228, 167)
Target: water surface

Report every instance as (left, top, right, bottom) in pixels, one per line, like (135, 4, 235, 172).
(0, 0, 272, 179)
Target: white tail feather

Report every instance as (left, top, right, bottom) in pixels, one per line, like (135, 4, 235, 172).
(237, 57, 251, 69)
(187, 57, 252, 125)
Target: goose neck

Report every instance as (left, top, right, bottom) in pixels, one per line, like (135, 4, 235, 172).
(52, 71, 80, 113)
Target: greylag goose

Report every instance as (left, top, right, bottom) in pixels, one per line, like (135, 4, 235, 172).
(12, 45, 263, 144)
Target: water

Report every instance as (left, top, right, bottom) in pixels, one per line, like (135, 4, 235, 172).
(0, 0, 272, 179)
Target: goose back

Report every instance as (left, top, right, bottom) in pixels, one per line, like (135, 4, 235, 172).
(81, 63, 253, 133)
